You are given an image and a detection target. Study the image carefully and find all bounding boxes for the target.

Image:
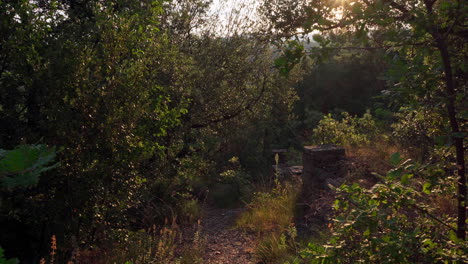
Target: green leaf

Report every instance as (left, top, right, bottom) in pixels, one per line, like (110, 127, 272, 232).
(0, 145, 59, 189)
(390, 152, 401, 166)
(400, 173, 413, 184)
(274, 57, 286, 68)
(363, 228, 371, 237)
(0, 247, 19, 264)
(448, 230, 460, 243)
(388, 168, 402, 179)
(422, 182, 431, 194)
(312, 34, 324, 43)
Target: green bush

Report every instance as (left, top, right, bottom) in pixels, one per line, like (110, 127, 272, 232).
(312, 112, 377, 147)
(210, 158, 253, 208)
(391, 107, 446, 159)
(300, 153, 466, 263)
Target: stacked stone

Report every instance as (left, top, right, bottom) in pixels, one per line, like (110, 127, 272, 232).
(302, 145, 346, 191)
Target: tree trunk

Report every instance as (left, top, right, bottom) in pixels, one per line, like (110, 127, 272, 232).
(434, 35, 466, 240)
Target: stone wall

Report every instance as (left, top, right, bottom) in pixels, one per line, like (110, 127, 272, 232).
(302, 145, 346, 192)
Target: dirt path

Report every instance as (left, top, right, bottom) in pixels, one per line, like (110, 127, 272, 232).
(200, 207, 257, 264)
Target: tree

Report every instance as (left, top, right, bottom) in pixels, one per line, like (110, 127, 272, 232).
(0, 0, 191, 260)
(1, 0, 300, 260)
(261, 0, 466, 240)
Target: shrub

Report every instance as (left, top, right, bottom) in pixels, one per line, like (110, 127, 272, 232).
(177, 220, 205, 264)
(391, 107, 446, 160)
(312, 112, 377, 147)
(300, 153, 466, 263)
(210, 157, 253, 208)
(237, 180, 300, 264)
(0, 144, 58, 189)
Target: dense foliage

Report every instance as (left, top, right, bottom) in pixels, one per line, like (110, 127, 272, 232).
(302, 154, 466, 263)
(0, 0, 297, 261)
(1, 0, 465, 262)
(259, 0, 466, 262)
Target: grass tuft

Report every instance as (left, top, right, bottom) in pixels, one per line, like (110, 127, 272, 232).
(237, 181, 300, 263)
(236, 181, 297, 234)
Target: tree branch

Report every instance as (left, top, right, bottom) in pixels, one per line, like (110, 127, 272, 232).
(191, 75, 269, 129)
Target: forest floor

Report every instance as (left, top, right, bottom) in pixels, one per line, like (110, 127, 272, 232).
(202, 207, 258, 264)
(179, 207, 258, 264)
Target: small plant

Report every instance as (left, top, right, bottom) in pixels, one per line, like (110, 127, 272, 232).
(211, 157, 253, 208)
(38, 235, 60, 264)
(178, 199, 203, 225)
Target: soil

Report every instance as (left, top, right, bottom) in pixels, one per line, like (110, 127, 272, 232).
(201, 207, 257, 264)
(178, 207, 258, 264)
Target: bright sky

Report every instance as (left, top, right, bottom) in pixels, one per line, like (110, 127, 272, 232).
(206, 0, 261, 35)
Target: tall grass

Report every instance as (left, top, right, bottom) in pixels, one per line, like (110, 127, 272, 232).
(346, 141, 399, 175)
(237, 181, 299, 263)
(177, 220, 205, 264)
(101, 220, 206, 264)
(237, 181, 297, 234)
(103, 225, 179, 264)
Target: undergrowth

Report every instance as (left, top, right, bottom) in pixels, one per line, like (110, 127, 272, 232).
(237, 180, 300, 263)
(103, 221, 205, 264)
(237, 181, 297, 234)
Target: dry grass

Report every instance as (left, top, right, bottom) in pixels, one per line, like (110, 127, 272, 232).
(236, 181, 300, 263)
(177, 220, 205, 264)
(102, 224, 179, 264)
(255, 227, 300, 264)
(346, 141, 399, 176)
(236, 181, 297, 234)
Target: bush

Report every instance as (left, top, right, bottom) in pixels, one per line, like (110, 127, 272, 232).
(0, 144, 58, 189)
(299, 154, 466, 263)
(312, 112, 377, 147)
(0, 247, 18, 264)
(210, 157, 253, 208)
(391, 107, 446, 160)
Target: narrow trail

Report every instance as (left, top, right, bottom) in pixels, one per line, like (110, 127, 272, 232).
(200, 207, 257, 264)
